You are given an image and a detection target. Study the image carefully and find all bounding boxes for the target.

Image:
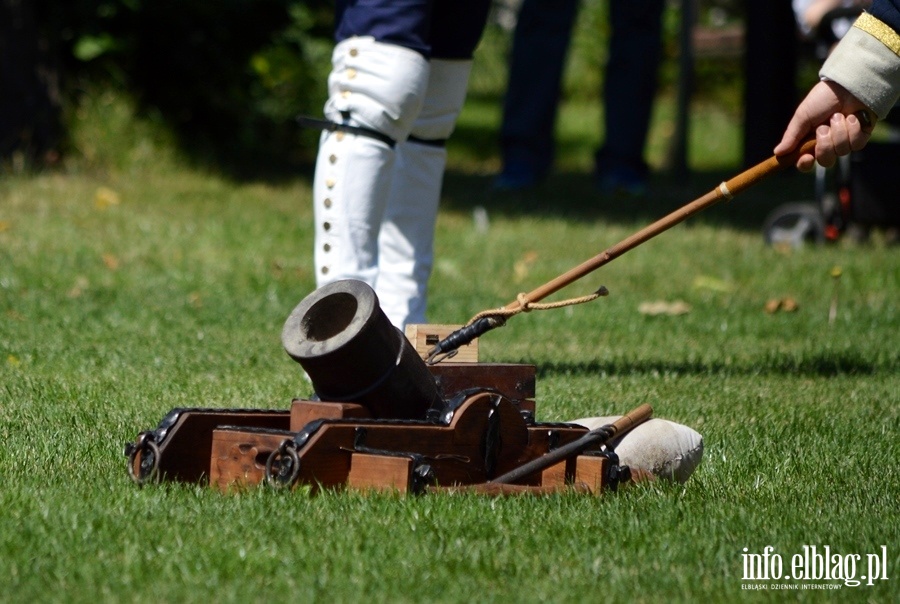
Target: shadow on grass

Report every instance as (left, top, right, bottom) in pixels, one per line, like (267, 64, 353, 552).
(531, 351, 888, 379)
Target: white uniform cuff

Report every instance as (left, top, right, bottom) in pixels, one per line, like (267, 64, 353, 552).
(820, 16, 900, 119)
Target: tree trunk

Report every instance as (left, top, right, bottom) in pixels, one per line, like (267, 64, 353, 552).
(0, 0, 62, 166)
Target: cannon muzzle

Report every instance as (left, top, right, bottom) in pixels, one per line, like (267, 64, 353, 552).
(281, 279, 442, 419)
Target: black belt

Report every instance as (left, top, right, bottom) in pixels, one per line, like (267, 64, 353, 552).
(296, 115, 396, 148)
(297, 115, 448, 149)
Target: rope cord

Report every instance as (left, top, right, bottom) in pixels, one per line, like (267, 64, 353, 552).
(465, 286, 609, 326)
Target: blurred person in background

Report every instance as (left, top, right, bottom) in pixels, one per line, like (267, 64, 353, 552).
(493, 0, 665, 197)
(794, 0, 872, 41)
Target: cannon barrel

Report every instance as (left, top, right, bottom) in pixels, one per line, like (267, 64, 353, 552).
(281, 279, 441, 419)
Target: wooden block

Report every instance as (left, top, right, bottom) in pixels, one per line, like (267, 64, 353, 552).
(427, 363, 536, 412)
(290, 400, 371, 431)
(210, 428, 291, 491)
(573, 455, 609, 495)
(347, 453, 414, 493)
(405, 324, 478, 362)
(540, 459, 574, 487)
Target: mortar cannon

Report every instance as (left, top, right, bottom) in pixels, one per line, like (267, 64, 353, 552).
(280, 279, 442, 420)
(125, 280, 650, 494)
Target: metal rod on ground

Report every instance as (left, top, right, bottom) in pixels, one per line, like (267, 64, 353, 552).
(489, 403, 653, 485)
(426, 140, 817, 360)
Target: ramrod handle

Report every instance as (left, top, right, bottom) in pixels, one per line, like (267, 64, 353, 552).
(426, 140, 817, 360)
(489, 403, 653, 485)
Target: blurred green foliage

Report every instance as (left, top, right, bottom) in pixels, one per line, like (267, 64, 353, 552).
(30, 0, 752, 175)
(38, 0, 334, 172)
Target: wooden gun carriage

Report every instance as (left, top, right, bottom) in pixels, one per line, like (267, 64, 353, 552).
(125, 280, 647, 495)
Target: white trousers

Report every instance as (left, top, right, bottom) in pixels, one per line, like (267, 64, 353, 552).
(313, 37, 472, 328)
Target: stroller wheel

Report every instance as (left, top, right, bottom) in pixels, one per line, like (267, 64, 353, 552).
(763, 202, 826, 248)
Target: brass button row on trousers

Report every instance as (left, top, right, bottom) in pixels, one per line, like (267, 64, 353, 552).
(321, 42, 358, 277)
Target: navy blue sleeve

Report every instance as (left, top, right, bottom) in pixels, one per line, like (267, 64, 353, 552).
(871, 0, 900, 33)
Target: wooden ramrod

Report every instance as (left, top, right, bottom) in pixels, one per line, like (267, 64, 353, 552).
(124, 279, 651, 495)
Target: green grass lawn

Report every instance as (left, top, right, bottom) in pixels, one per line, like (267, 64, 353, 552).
(1, 72, 898, 602)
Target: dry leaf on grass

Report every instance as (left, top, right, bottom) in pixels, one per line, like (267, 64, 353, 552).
(638, 300, 691, 316)
(102, 253, 120, 270)
(94, 187, 121, 209)
(692, 275, 734, 293)
(764, 297, 799, 313)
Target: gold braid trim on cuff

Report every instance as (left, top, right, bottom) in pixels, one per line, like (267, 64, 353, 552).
(854, 12, 900, 56)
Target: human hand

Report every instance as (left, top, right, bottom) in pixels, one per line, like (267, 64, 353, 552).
(773, 80, 875, 171)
